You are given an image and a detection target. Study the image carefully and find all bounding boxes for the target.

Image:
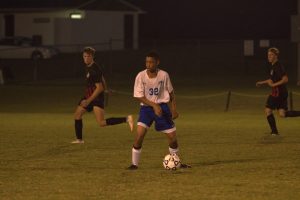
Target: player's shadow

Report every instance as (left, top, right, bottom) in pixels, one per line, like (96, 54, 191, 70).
(24, 144, 83, 160)
(260, 134, 284, 144)
(192, 158, 264, 167)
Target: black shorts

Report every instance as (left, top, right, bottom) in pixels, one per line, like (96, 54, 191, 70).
(78, 96, 104, 112)
(265, 94, 288, 110)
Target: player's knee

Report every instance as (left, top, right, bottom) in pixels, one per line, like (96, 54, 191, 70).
(265, 109, 272, 116)
(98, 121, 106, 127)
(279, 112, 286, 118)
(74, 111, 82, 120)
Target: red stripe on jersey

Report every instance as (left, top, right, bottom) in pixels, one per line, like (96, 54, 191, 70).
(271, 87, 279, 97)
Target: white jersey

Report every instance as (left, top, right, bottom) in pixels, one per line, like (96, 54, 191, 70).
(134, 69, 173, 105)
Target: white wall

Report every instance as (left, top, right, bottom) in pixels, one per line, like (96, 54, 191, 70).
(54, 11, 125, 52)
(7, 10, 139, 52)
(14, 13, 56, 45)
(13, 10, 84, 45)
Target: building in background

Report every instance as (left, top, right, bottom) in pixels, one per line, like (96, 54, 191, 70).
(291, 0, 300, 82)
(0, 0, 144, 52)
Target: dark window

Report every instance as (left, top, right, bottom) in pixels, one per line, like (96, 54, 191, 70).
(124, 14, 133, 49)
(4, 15, 14, 37)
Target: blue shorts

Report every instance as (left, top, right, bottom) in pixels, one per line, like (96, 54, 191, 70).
(137, 103, 176, 133)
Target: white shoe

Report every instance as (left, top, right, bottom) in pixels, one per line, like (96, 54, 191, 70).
(127, 115, 134, 132)
(71, 139, 84, 144)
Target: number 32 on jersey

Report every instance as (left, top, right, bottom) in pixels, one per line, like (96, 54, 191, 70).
(149, 88, 159, 95)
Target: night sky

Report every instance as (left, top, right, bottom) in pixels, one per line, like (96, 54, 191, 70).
(129, 0, 298, 39)
(1, 0, 298, 40)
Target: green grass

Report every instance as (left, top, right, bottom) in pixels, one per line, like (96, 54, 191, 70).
(1, 79, 300, 200)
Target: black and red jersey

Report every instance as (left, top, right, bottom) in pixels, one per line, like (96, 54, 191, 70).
(269, 61, 288, 97)
(85, 62, 104, 99)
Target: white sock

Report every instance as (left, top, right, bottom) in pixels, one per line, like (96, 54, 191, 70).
(132, 147, 142, 166)
(169, 147, 179, 155)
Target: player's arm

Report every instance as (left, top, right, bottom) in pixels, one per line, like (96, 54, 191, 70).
(135, 97, 162, 117)
(101, 75, 107, 91)
(256, 79, 272, 87)
(81, 82, 104, 107)
(268, 75, 288, 87)
(169, 91, 178, 119)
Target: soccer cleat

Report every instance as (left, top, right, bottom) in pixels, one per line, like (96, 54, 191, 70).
(271, 131, 279, 136)
(180, 163, 191, 169)
(127, 115, 134, 132)
(71, 139, 84, 144)
(127, 164, 138, 170)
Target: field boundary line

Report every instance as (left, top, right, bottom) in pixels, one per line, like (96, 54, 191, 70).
(111, 89, 300, 99)
(231, 92, 265, 98)
(111, 90, 228, 99)
(293, 91, 300, 96)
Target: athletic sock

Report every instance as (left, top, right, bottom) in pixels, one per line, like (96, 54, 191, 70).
(106, 117, 126, 125)
(169, 147, 179, 155)
(132, 147, 142, 166)
(267, 114, 278, 133)
(75, 119, 83, 140)
(285, 111, 300, 117)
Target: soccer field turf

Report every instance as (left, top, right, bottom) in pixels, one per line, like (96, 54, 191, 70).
(1, 80, 300, 200)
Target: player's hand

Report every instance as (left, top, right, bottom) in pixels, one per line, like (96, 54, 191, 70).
(80, 100, 89, 107)
(256, 81, 262, 87)
(267, 80, 274, 87)
(172, 111, 179, 120)
(297, 81, 300, 86)
(153, 104, 162, 117)
(105, 89, 114, 95)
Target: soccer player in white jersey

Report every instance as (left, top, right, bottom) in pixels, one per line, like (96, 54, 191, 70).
(127, 52, 191, 170)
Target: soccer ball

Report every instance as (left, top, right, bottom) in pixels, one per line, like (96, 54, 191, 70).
(163, 154, 181, 170)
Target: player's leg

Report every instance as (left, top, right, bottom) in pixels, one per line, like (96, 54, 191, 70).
(155, 104, 178, 154)
(127, 125, 147, 170)
(265, 96, 279, 134)
(93, 107, 134, 131)
(266, 107, 278, 134)
(285, 110, 300, 117)
(127, 106, 153, 170)
(93, 106, 134, 131)
(278, 109, 287, 118)
(277, 95, 300, 117)
(277, 94, 300, 117)
(72, 105, 87, 143)
(164, 131, 191, 168)
(156, 104, 191, 168)
(93, 106, 106, 127)
(165, 131, 179, 154)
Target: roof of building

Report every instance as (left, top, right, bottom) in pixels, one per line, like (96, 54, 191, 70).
(0, 0, 144, 13)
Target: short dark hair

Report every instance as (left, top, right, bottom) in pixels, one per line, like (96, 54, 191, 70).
(83, 46, 96, 57)
(268, 47, 279, 56)
(146, 51, 160, 61)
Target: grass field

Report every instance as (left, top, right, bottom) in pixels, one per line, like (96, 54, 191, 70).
(1, 77, 300, 200)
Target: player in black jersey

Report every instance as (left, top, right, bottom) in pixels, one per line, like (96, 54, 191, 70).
(256, 47, 300, 135)
(72, 47, 134, 144)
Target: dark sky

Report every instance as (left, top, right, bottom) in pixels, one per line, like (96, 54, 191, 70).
(1, 0, 298, 39)
(129, 0, 298, 39)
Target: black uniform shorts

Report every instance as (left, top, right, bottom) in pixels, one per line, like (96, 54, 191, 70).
(78, 96, 104, 112)
(265, 94, 288, 110)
